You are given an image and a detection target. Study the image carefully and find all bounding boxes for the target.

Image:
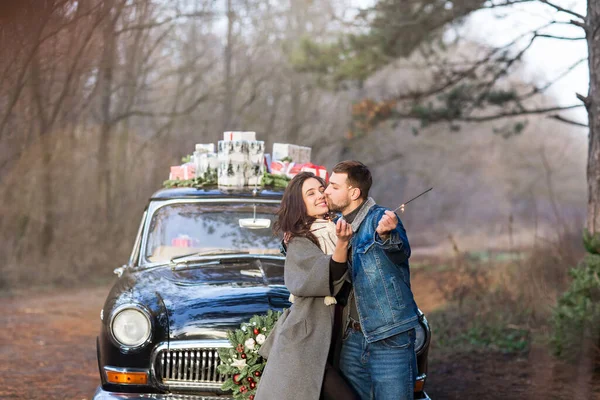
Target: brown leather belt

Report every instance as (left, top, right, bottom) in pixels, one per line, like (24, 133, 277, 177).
(349, 318, 362, 333)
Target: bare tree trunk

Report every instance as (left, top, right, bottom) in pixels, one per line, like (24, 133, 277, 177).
(587, 0, 600, 235)
(286, 0, 304, 145)
(114, 0, 151, 213)
(223, 0, 234, 131)
(30, 46, 56, 257)
(98, 0, 117, 219)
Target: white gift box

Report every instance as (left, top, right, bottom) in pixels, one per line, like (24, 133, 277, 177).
(272, 143, 295, 162)
(218, 160, 246, 187)
(246, 162, 264, 186)
(218, 140, 247, 162)
(297, 146, 312, 164)
(195, 153, 218, 178)
(272, 143, 312, 163)
(248, 141, 265, 164)
(223, 131, 256, 141)
(195, 143, 215, 153)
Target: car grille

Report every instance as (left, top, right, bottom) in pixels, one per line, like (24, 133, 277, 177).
(153, 341, 231, 391)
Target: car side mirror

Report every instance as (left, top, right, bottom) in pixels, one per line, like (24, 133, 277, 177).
(113, 265, 126, 277)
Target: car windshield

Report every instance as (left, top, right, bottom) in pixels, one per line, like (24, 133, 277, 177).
(144, 202, 282, 264)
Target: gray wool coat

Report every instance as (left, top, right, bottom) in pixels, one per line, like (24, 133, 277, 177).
(255, 236, 347, 400)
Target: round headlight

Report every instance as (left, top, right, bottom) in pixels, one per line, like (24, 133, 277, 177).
(111, 307, 151, 348)
(415, 323, 426, 353)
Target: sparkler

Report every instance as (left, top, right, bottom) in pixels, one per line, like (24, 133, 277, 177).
(392, 187, 433, 213)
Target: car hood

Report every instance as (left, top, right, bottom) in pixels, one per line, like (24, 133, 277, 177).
(133, 257, 290, 341)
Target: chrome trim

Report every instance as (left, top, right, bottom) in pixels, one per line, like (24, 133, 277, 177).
(416, 310, 431, 355)
(171, 254, 285, 270)
(108, 304, 153, 353)
(103, 366, 149, 387)
(139, 198, 281, 267)
(150, 340, 232, 392)
(93, 386, 232, 400)
(129, 210, 147, 267)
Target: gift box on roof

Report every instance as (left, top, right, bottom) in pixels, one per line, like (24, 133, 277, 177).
(195, 143, 215, 154)
(218, 140, 247, 162)
(270, 160, 289, 176)
(286, 162, 304, 178)
(297, 146, 312, 164)
(272, 143, 296, 162)
(195, 153, 218, 178)
(248, 140, 265, 164)
(272, 143, 311, 163)
(301, 162, 328, 182)
(218, 160, 246, 187)
(223, 131, 256, 141)
(169, 163, 195, 180)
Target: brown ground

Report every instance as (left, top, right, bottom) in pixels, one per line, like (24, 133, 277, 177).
(0, 271, 598, 400)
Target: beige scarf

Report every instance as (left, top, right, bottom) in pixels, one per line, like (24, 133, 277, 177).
(289, 218, 338, 306)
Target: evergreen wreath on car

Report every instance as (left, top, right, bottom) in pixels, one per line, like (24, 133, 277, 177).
(217, 310, 282, 399)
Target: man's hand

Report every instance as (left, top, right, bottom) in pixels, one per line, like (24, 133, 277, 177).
(376, 210, 398, 239)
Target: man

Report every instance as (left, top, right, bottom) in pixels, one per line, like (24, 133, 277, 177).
(324, 160, 420, 400)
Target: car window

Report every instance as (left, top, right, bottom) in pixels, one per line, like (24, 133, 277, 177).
(144, 202, 282, 264)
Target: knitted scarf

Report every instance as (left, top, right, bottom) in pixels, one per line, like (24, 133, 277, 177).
(289, 218, 338, 306)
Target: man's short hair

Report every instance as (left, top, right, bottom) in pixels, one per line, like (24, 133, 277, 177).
(332, 160, 372, 200)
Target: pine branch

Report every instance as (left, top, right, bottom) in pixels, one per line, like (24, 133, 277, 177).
(458, 104, 584, 122)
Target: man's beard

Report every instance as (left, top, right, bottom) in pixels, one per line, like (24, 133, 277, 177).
(326, 196, 349, 212)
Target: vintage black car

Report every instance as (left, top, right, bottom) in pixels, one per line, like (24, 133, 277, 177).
(93, 187, 431, 399)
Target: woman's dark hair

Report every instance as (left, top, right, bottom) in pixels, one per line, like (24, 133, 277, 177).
(274, 171, 326, 246)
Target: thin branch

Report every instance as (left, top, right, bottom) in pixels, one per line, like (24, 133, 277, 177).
(570, 19, 588, 30)
(535, 33, 586, 41)
(115, 11, 214, 35)
(519, 57, 587, 99)
(484, 0, 536, 7)
(458, 104, 584, 122)
(111, 93, 211, 124)
(548, 114, 588, 128)
(577, 92, 591, 107)
(538, 0, 585, 20)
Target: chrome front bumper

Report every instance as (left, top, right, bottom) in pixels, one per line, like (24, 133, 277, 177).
(93, 387, 232, 400)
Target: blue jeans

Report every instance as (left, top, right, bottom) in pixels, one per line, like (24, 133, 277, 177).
(339, 327, 417, 400)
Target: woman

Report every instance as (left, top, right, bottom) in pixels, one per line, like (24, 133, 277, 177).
(256, 172, 359, 400)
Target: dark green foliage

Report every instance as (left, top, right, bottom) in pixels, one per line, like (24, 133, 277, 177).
(583, 230, 600, 255)
(551, 252, 600, 360)
(162, 172, 290, 190)
(217, 310, 283, 399)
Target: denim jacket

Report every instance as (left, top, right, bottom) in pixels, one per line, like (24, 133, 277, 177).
(344, 197, 420, 343)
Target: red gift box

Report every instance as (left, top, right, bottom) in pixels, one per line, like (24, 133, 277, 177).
(270, 160, 289, 176)
(287, 162, 304, 178)
(301, 163, 328, 182)
(169, 164, 195, 180)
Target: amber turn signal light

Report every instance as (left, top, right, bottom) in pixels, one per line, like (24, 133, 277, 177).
(105, 368, 148, 385)
(414, 377, 425, 392)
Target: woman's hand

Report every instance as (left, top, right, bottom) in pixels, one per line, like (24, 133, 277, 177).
(336, 219, 353, 244)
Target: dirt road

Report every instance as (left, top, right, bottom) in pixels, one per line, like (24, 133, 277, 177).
(0, 275, 598, 400)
